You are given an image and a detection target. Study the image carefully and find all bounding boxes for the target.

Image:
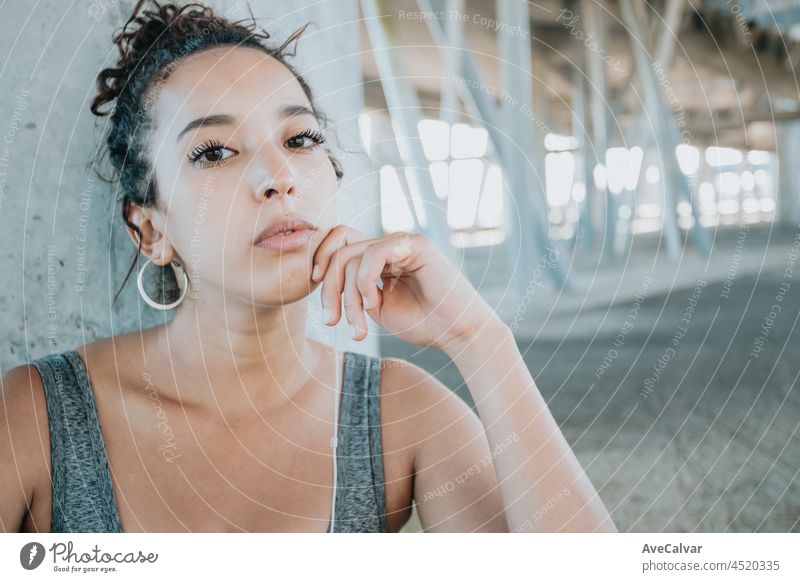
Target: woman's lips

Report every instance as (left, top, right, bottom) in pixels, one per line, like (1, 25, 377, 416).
(253, 228, 315, 251)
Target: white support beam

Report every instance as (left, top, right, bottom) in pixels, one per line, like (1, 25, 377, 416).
(497, 0, 568, 294)
(420, 0, 569, 295)
(571, 59, 594, 249)
(615, 0, 686, 256)
(655, 0, 685, 67)
(439, 0, 464, 125)
(582, 0, 615, 257)
(620, 0, 714, 258)
(360, 0, 458, 263)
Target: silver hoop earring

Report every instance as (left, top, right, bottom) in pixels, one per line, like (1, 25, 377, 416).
(137, 256, 188, 310)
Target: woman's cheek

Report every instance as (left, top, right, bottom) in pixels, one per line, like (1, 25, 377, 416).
(306, 158, 339, 218)
(180, 215, 227, 287)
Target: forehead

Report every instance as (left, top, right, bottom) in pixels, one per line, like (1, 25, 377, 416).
(151, 46, 310, 129)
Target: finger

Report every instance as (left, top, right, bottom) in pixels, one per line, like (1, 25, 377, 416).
(343, 257, 368, 340)
(356, 233, 422, 292)
(320, 238, 380, 319)
(320, 232, 419, 321)
(354, 244, 388, 315)
(311, 225, 368, 282)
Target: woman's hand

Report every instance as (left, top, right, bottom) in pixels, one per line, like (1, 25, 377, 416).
(311, 226, 504, 352)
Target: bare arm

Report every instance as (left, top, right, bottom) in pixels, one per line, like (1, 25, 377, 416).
(0, 365, 51, 532)
(439, 321, 618, 532)
(387, 359, 508, 532)
(311, 227, 614, 532)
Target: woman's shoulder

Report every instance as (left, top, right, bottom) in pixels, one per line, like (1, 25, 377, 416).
(74, 328, 165, 387)
(1, 336, 124, 431)
(2, 345, 94, 417)
(0, 361, 56, 531)
(0, 361, 50, 433)
(73, 329, 146, 367)
(0, 334, 140, 533)
(379, 356, 463, 404)
(378, 355, 478, 442)
(2, 332, 139, 432)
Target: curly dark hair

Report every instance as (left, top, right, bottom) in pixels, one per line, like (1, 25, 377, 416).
(90, 0, 344, 308)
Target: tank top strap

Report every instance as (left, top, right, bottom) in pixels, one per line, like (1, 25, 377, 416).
(30, 351, 122, 532)
(333, 350, 388, 532)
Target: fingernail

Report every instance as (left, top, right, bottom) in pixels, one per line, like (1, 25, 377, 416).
(322, 306, 331, 324)
(350, 323, 358, 338)
(362, 295, 369, 309)
(312, 264, 321, 280)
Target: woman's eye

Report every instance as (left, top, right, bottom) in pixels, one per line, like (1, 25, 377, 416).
(286, 136, 309, 148)
(197, 147, 234, 164)
(188, 142, 236, 167)
(202, 147, 232, 163)
(285, 130, 326, 150)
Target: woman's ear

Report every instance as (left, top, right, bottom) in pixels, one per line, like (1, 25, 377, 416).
(126, 204, 175, 266)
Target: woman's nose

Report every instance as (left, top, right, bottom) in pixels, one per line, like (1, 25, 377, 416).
(261, 174, 296, 199)
(252, 149, 298, 200)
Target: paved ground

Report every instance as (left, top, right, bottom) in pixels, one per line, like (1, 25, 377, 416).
(384, 225, 800, 532)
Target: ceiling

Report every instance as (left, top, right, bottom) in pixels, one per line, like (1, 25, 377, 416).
(359, 0, 800, 151)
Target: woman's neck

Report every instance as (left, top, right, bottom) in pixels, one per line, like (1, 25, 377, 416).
(146, 296, 323, 419)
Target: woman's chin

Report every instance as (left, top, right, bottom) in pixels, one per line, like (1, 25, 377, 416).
(244, 279, 318, 308)
(248, 246, 318, 271)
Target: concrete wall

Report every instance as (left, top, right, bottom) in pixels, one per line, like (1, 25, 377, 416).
(0, 0, 378, 371)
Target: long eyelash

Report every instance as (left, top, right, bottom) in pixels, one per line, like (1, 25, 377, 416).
(188, 139, 224, 162)
(186, 131, 323, 166)
(291, 128, 326, 145)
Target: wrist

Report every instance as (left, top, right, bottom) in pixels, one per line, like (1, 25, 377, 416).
(440, 315, 513, 360)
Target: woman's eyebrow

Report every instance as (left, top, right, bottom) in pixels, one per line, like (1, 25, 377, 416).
(176, 114, 235, 143)
(278, 103, 315, 120)
(175, 105, 314, 143)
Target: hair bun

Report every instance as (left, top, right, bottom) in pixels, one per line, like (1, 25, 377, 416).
(90, 1, 217, 117)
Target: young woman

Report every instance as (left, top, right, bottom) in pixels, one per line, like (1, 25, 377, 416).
(0, 1, 616, 533)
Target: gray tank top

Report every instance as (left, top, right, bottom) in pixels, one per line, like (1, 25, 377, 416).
(30, 349, 388, 533)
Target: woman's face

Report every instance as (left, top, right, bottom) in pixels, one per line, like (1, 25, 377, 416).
(145, 45, 338, 307)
